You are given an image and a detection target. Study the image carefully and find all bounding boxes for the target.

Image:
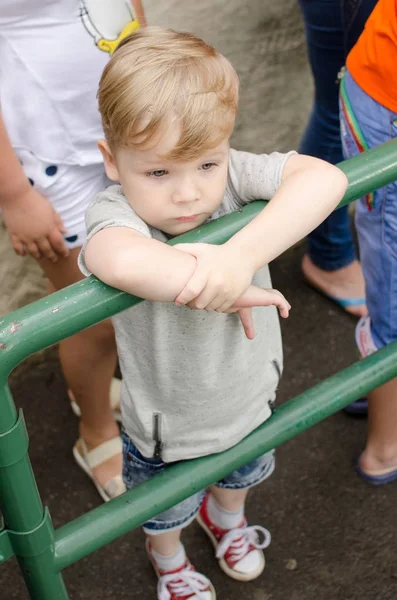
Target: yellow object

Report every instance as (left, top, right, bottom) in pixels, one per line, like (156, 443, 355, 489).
(97, 19, 140, 54)
(80, 0, 141, 55)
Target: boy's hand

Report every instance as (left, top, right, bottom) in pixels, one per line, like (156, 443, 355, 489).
(233, 285, 291, 317)
(2, 188, 69, 262)
(228, 286, 291, 339)
(173, 242, 255, 312)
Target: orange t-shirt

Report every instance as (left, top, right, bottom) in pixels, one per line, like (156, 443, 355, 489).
(347, 0, 397, 112)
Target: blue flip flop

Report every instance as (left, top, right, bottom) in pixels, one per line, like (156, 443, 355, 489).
(356, 460, 397, 485)
(328, 295, 366, 309)
(344, 397, 368, 416)
(303, 276, 366, 312)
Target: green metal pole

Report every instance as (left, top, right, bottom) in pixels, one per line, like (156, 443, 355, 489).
(1, 140, 397, 383)
(0, 387, 69, 598)
(54, 339, 397, 570)
(13, 548, 69, 600)
(337, 138, 397, 206)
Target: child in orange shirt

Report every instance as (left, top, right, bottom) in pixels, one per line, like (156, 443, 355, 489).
(340, 0, 397, 483)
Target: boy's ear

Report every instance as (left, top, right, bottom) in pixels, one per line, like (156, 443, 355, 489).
(98, 140, 120, 181)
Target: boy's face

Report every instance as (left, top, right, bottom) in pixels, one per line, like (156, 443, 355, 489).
(100, 126, 230, 236)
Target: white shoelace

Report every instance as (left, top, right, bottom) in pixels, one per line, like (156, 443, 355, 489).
(216, 525, 271, 563)
(158, 568, 211, 600)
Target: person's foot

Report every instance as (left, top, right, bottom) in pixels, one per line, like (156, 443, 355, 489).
(301, 255, 367, 317)
(357, 449, 397, 483)
(197, 493, 270, 582)
(74, 424, 125, 502)
(146, 540, 215, 600)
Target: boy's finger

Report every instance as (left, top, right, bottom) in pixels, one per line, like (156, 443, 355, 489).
(215, 296, 243, 313)
(277, 300, 290, 319)
(236, 287, 290, 309)
(195, 290, 228, 311)
(238, 308, 255, 340)
(272, 294, 291, 318)
(233, 287, 270, 308)
(175, 271, 208, 305)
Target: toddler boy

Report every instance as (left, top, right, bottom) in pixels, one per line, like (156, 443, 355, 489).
(79, 26, 348, 599)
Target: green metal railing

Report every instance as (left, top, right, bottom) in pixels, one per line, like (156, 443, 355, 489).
(1, 139, 397, 598)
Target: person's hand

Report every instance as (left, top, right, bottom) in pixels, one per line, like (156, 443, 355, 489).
(173, 242, 256, 311)
(228, 285, 291, 339)
(2, 187, 69, 262)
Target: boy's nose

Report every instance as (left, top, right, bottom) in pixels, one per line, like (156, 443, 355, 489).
(172, 179, 200, 204)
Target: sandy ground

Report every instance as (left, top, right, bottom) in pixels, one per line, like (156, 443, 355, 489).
(0, 0, 312, 316)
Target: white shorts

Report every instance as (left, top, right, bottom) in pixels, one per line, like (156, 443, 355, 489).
(17, 150, 112, 249)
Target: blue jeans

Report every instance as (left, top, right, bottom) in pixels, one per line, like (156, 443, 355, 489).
(122, 430, 275, 534)
(340, 71, 397, 350)
(299, 0, 377, 271)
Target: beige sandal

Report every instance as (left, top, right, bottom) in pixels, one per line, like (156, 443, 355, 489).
(73, 436, 126, 502)
(68, 377, 122, 422)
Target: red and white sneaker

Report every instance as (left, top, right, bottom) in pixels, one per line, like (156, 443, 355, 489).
(197, 493, 271, 582)
(146, 540, 216, 600)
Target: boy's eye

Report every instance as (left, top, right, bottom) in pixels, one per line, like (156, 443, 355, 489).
(147, 169, 167, 177)
(201, 162, 216, 171)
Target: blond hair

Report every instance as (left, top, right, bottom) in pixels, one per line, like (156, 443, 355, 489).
(98, 27, 239, 160)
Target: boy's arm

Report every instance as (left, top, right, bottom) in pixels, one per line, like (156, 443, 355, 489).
(175, 153, 348, 310)
(225, 153, 348, 271)
(84, 227, 291, 329)
(84, 226, 198, 301)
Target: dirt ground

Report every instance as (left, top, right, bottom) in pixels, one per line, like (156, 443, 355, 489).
(4, 2, 397, 600)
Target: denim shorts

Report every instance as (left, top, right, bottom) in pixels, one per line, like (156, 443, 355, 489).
(122, 430, 275, 534)
(340, 70, 397, 350)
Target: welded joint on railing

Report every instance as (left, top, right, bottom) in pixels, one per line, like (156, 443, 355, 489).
(7, 507, 55, 558)
(0, 528, 14, 564)
(0, 410, 29, 467)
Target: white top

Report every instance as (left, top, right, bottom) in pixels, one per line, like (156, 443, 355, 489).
(0, 0, 139, 165)
(79, 149, 295, 462)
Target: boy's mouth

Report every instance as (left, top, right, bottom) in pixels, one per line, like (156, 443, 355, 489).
(176, 214, 200, 223)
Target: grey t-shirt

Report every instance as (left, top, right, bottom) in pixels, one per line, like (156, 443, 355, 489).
(79, 148, 294, 462)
